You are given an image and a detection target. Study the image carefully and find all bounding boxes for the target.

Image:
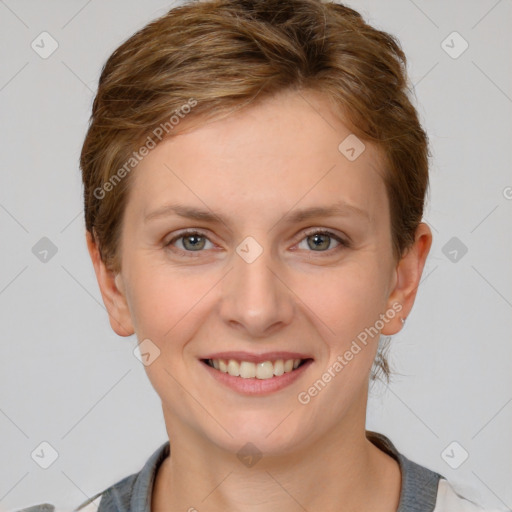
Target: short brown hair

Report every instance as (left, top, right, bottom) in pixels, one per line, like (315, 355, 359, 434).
(80, 0, 430, 383)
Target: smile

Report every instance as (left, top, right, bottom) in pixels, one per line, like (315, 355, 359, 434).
(204, 358, 309, 380)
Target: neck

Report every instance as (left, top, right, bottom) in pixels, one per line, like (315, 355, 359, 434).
(152, 415, 401, 512)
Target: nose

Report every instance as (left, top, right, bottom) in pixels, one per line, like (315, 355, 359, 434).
(218, 239, 294, 338)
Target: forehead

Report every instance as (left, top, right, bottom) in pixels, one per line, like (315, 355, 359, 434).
(127, 89, 389, 227)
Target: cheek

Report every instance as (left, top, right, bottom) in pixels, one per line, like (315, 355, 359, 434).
(126, 264, 218, 345)
(125, 240, 393, 354)
(292, 259, 390, 340)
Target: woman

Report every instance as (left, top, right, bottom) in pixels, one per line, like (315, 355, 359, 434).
(18, 0, 506, 510)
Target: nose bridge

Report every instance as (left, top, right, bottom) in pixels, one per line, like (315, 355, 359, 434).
(219, 235, 293, 336)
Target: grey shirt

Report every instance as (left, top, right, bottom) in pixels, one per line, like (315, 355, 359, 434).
(19, 431, 446, 512)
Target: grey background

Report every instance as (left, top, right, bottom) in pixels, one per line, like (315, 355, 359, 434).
(0, 0, 511, 510)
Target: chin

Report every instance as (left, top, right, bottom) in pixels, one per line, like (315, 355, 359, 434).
(207, 410, 310, 456)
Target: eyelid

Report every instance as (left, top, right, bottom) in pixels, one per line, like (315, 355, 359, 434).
(165, 229, 216, 256)
(166, 228, 211, 244)
(294, 228, 350, 252)
(300, 227, 348, 243)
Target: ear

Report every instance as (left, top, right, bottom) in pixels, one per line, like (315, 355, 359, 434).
(86, 230, 135, 337)
(381, 222, 432, 336)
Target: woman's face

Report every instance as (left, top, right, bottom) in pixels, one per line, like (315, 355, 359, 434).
(96, 89, 429, 455)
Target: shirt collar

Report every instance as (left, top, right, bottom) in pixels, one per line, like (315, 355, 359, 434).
(98, 431, 445, 512)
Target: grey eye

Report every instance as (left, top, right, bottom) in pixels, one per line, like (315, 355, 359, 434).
(181, 233, 207, 251)
(308, 233, 331, 251)
(297, 231, 343, 252)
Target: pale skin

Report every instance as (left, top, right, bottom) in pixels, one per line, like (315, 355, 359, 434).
(87, 89, 432, 511)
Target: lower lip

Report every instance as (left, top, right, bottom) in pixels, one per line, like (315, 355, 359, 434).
(201, 359, 313, 396)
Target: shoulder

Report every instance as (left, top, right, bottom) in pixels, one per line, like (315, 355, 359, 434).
(13, 473, 136, 512)
(73, 472, 138, 511)
(434, 479, 510, 512)
(13, 506, 57, 512)
(13, 473, 138, 512)
(15, 441, 170, 512)
(75, 493, 103, 511)
(77, 440, 170, 511)
(366, 431, 509, 512)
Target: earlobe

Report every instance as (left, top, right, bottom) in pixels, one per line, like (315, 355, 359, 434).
(381, 223, 432, 336)
(85, 230, 135, 337)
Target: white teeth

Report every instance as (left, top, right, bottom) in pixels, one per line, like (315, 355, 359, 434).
(274, 359, 284, 376)
(256, 361, 274, 379)
(227, 359, 240, 376)
(239, 361, 256, 378)
(208, 358, 304, 380)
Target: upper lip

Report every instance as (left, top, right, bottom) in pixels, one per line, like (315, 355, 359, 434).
(201, 351, 313, 364)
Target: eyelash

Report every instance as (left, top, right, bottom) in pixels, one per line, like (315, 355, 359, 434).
(165, 228, 350, 258)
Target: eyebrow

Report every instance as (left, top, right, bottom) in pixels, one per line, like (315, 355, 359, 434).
(144, 201, 370, 226)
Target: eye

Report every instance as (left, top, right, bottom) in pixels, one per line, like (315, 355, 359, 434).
(296, 229, 349, 253)
(165, 228, 349, 258)
(166, 230, 214, 255)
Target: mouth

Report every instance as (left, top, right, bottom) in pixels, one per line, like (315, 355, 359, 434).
(201, 357, 313, 380)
